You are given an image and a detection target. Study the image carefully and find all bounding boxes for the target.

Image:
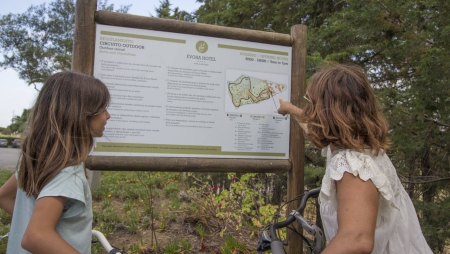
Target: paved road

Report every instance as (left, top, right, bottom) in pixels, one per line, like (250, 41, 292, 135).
(0, 147, 20, 170)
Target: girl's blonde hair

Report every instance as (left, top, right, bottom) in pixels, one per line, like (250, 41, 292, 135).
(303, 63, 389, 154)
(18, 71, 110, 197)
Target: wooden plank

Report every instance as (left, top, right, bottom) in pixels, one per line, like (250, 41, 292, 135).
(86, 156, 291, 173)
(72, 0, 97, 75)
(287, 24, 307, 254)
(95, 11, 293, 46)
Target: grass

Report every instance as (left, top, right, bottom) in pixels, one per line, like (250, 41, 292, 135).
(0, 169, 14, 253)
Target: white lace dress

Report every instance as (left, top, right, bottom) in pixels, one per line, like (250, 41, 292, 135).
(319, 146, 433, 254)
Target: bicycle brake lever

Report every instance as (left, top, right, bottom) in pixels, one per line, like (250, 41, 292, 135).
(291, 211, 325, 253)
(256, 231, 272, 252)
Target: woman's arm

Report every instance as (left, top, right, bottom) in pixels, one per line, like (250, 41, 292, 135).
(322, 172, 378, 254)
(21, 196, 80, 254)
(0, 174, 17, 215)
(277, 99, 308, 134)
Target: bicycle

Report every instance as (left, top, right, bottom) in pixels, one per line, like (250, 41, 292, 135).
(1, 230, 126, 254)
(256, 187, 325, 254)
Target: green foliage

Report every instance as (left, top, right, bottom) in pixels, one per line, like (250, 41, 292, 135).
(154, 0, 196, 21)
(4, 109, 30, 135)
(216, 173, 279, 237)
(195, 223, 207, 238)
(187, 172, 280, 239)
(164, 239, 180, 254)
(0, 129, 12, 135)
(163, 182, 180, 198)
(304, 164, 325, 189)
(126, 209, 140, 234)
(0, 171, 12, 253)
(160, 213, 167, 231)
(97, 0, 131, 13)
(0, 0, 130, 87)
(122, 199, 134, 212)
(220, 234, 249, 254)
(168, 212, 177, 222)
(127, 239, 148, 254)
(167, 196, 181, 211)
(0, 220, 10, 249)
(179, 238, 192, 252)
(196, 0, 299, 33)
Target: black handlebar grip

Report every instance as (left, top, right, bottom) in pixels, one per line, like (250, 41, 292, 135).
(270, 241, 286, 254)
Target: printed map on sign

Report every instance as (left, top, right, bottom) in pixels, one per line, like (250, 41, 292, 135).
(227, 75, 287, 108)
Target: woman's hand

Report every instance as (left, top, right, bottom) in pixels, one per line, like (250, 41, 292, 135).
(278, 99, 296, 116)
(278, 99, 309, 134)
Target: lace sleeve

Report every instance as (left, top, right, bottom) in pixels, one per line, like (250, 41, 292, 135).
(321, 149, 399, 210)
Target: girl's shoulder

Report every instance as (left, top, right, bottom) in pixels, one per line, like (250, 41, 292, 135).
(59, 163, 85, 175)
(43, 163, 86, 189)
(38, 163, 87, 200)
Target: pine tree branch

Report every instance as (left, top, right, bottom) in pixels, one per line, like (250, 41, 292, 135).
(376, 0, 403, 25)
(399, 175, 450, 184)
(399, 110, 450, 129)
(394, 122, 446, 149)
(394, 122, 417, 136)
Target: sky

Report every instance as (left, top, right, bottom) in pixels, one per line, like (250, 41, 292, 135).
(0, 0, 201, 128)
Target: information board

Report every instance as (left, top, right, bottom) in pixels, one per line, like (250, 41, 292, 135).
(91, 24, 292, 159)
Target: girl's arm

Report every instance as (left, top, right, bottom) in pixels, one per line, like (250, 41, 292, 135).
(0, 174, 17, 215)
(21, 196, 80, 254)
(277, 99, 308, 134)
(321, 172, 378, 254)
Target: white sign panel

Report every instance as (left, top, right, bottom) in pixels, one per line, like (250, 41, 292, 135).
(92, 24, 291, 159)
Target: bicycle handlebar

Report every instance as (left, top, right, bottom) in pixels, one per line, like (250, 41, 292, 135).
(269, 187, 321, 241)
(256, 187, 323, 254)
(91, 230, 124, 254)
(270, 240, 286, 254)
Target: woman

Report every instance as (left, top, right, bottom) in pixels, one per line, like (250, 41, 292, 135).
(278, 63, 433, 254)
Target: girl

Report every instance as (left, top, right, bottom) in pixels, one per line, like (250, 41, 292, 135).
(278, 63, 433, 253)
(0, 71, 110, 253)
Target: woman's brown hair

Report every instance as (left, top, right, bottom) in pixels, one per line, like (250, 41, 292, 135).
(18, 71, 110, 197)
(303, 63, 389, 154)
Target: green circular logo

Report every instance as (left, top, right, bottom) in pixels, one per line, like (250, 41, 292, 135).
(196, 41, 208, 53)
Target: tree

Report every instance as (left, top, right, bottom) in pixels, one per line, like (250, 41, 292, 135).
(0, 0, 131, 90)
(0, 128, 12, 135)
(153, 0, 196, 22)
(7, 109, 30, 134)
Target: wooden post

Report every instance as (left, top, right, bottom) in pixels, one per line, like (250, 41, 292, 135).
(72, 0, 102, 189)
(72, 0, 97, 75)
(287, 24, 307, 254)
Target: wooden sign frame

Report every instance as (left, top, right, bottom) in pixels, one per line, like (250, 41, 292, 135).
(72, 1, 307, 252)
